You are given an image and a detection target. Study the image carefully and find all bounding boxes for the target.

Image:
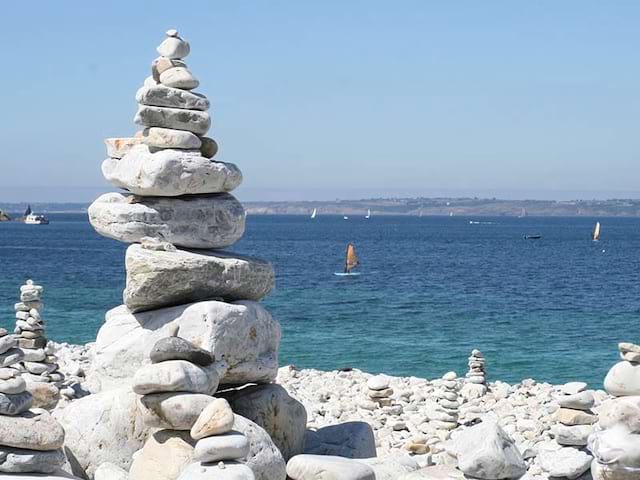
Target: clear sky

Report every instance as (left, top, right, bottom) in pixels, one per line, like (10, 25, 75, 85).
(1, 1, 639, 202)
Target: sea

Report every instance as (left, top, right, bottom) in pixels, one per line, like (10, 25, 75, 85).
(1, 213, 638, 387)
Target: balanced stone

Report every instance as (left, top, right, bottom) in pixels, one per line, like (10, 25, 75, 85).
(128, 429, 195, 480)
(0, 368, 19, 380)
(190, 398, 235, 440)
(143, 127, 202, 149)
(19, 338, 46, 349)
(124, 245, 275, 312)
(136, 84, 209, 111)
(0, 391, 33, 415)
(200, 137, 218, 158)
(193, 431, 250, 463)
(0, 447, 66, 474)
(102, 145, 242, 196)
(88, 192, 245, 249)
(604, 360, 640, 396)
(132, 360, 219, 395)
(159, 66, 199, 90)
(135, 105, 210, 135)
(104, 137, 143, 159)
(157, 30, 190, 59)
(0, 411, 65, 450)
(138, 392, 215, 430)
(150, 336, 214, 366)
(0, 335, 17, 354)
(152, 57, 187, 81)
(557, 390, 595, 410)
(178, 461, 255, 480)
(0, 348, 24, 367)
(0, 376, 26, 394)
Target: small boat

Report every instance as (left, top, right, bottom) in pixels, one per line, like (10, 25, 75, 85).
(524, 234, 542, 240)
(449, 211, 453, 217)
(334, 243, 360, 276)
(592, 222, 601, 241)
(311, 208, 317, 219)
(343, 215, 349, 220)
(365, 209, 371, 219)
(518, 208, 527, 218)
(23, 205, 49, 225)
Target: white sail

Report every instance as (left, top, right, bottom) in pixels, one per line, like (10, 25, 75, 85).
(593, 222, 601, 241)
(311, 208, 317, 219)
(365, 209, 371, 219)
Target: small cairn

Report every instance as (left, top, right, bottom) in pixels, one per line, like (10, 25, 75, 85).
(367, 375, 393, 407)
(14, 280, 62, 407)
(0, 329, 66, 474)
(460, 349, 487, 400)
(589, 342, 640, 480)
(427, 371, 460, 459)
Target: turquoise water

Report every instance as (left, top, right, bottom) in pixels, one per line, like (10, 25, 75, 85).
(0, 213, 638, 386)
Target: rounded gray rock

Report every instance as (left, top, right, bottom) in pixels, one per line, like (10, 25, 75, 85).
(135, 105, 210, 135)
(138, 392, 215, 430)
(193, 431, 250, 463)
(0, 447, 66, 474)
(0, 391, 33, 415)
(132, 360, 219, 395)
(150, 336, 213, 365)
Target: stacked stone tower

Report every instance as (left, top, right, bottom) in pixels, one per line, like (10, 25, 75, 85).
(426, 371, 460, 459)
(460, 349, 487, 400)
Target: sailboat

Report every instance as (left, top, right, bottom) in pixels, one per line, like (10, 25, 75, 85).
(343, 215, 349, 220)
(310, 208, 317, 219)
(592, 222, 601, 241)
(518, 208, 527, 218)
(23, 204, 49, 225)
(365, 209, 371, 219)
(334, 243, 360, 276)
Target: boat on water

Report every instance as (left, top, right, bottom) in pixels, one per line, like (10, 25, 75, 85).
(365, 209, 371, 219)
(22, 205, 49, 225)
(518, 208, 527, 218)
(524, 234, 542, 240)
(343, 215, 349, 220)
(592, 222, 601, 241)
(311, 208, 317, 219)
(334, 243, 360, 276)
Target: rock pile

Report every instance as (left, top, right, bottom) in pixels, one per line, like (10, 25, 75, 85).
(460, 349, 487, 400)
(367, 375, 393, 408)
(426, 371, 459, 459)
(0, 329, 66, 474)
(589, 342, 640, 480)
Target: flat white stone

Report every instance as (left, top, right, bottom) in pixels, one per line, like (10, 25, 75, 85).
(557, 390, 595, 410)
(136, 84, 209, 111)
(286, 454, 376, 480)
(132, 360, 219, 395)
(561, 381, 588, 395)
(605, 361, 640, 396)
(160, 66, 199, 90)
(143, 127, 202, 149)
(157, 35, 190, 59)
(138, 392, 215, 430)
(367, 375, 390, 391)
(135, 105, 210, 135)
(105, 137, 143, 159)
(193, 431, 250, 462)
(538, 447, 592, 479)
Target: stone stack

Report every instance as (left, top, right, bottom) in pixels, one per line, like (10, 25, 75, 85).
(367, 375, 393, 408)
(426, 372, 460, 459)
(460, 349, 487, 400)
(0, 331, 66, 474)
(14, 280, 62, 408)
(589, 342, 640, 480)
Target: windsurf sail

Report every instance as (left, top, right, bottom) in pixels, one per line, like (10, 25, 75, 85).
(345, 243, 359, 273)
(592, 222, 601, 241)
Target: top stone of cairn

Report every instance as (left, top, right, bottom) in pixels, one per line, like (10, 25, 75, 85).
(157, 29, 190, 59)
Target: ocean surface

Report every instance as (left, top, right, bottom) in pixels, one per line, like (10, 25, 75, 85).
(1, 213, 638, 387)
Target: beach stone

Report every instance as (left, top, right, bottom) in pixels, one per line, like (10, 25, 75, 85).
(21, 330, 44, 339)
(191, 398, 234, 439)
(25, 381, 59, 409)
(137, 84, 209, 111)
(143, 126, 202, 149)
(151, 56, 186, 80)
(234, 414, 287, 480)
(225, 383, 307, 461)
(451, 420, 526, 480)
(591, 460, 638, 480)
(157, 31, 190, 59)
(589, 425, 640, 476)
(132, 360, 219, 395)
(304, 421, 376, 459)
(619, 342, 640, 354)
(604, 361, 640, 396)
(0, 348, 24, 367)
(125, 245, 274, 312)
(95, 462, 129, 480)
(359, 454, 419, 480)
(0, 447, 66, 474)
(538, 447, 592, 479)
(0, 334, 17, 354)
(105, 137, 143, 159)
(598, 396, 640, 432)
(367, 375, 390, 391)
(398, 465, 465, 480)
(286, 454, 376, 480)
(138, 392, 214, 430)
(91, 300, 280, 390)
(88, 192, 245, 249)
(556, 407, 598, 425)
(178, 461, 255, 480)
(54, 387, 147, 478)
(0, 375, 26, 394)
(129, 429, 195, 480)
(21, 348, 45, 362)
(102, 145, 242, 197)
(551, 424, 593, 446)
(19, 337, 46, 349)
(193, 431, 250, 462)
(150, 336, 213, 366)
(0, 391, 33, 415)
(135, 105, 210, 135)
(0, 367, 19, 379)
(159, 66, 199, 89)
(0, 410, 64, 450)
(557, 390, 595, 410)
(200, 136, 219, 158)
(562, 382, 588, 395)
(623, 352, 640, 363)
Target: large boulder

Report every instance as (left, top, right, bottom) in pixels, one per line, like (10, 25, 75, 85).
(129, 429, 195, 480)
(604, 361, 640, 396)
(54, 387, 147, 478)
(124, 245, 275, 312)
(225, 384, 307, 461)
(102, 144, 242, 196)
(286, 455, 375, 480)
(234, 414, 287, 480)
(304, 422, 376, 459)
(88, 192, 245, 249)
(91, 300, 280, 391)
(450, 420, 526, 480)
(597, 395, 640, 432)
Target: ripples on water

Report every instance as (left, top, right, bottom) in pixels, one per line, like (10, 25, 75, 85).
(0, 213, 638, 386)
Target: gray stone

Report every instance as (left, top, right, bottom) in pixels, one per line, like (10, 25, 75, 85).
(178, 461, 255, 480)
(0, 410, 64, 450)
(101, 144, 242, 196)
(226, 384, 306, 461)
(152, 56, 186, 81)
(598, 396, 640, 433)
(201, 136, 218, 158)
(234, 414, 287, 480)
(157, 32, 190, 59)
(25, 381, 59, 410)
(138, 392, 214, 430)
(193, 431, 250, 463)
(0, 375, 26, 394)
(0, 391, 33, 415)
(22, 348, 45, 362)
(0, 348, 24, 367)
(124, 245, 274, 312)
(304, 421, 376, 459)
(551, 424, 593, 446)
(0, 367, 19, 379)
(562, 382, 588, 395)
(143, 127, 202, 149)
(0, 334, 17, 354)
(538, 447, 592, 479)
(150, 336, 213, 366)
(19, 337, 46, 349)
(557, 390, 595, 410)
(286, 454, 375, 480)
(135, 105, 210, 135)
(399, 465, 465, 480)
(105, 136, 143, 159)
(0, 447, 66, 474)
(605, 361, 640, 396)
(359, 454, 419, 480)
(159, 66, 199, 89)
(133, 360, 219, 395)
(88, 192, 245, 249)
(91, 300, 280, 390)
(191, 398, 235, 440)
(136, 84, 209, 111)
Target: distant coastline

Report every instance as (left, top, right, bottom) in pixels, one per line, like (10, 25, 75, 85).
(3, 197, 640, 217)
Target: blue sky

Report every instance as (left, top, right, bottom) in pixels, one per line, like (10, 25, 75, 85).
(1, 1, 639, 202)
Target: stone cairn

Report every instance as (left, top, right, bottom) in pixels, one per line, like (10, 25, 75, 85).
(0, 319, 66, 473)
(588, 342, 640, 480)
(460, 349, 487, 400)
(426, 371, 460, 460)
(367, 374, 393, 407)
